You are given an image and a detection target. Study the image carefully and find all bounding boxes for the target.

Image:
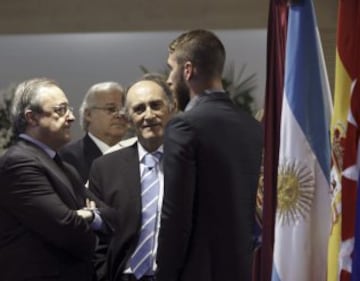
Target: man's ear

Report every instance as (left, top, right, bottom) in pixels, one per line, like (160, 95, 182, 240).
(84, 108, 92, 122)
(183, 61, 195, 81)
(172, 99, 179, 113)
(24, 110, 39, 126)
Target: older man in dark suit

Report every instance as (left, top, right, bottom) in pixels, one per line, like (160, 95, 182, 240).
(60, 82, 129, 183)
(157, 29, 263, 281)
(88, 75, 175, 281)
(0, 78, 117, 281)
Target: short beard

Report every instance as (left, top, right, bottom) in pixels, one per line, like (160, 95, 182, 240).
(174, 75, 190, 111)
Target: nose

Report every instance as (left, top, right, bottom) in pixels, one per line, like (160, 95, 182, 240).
(144, 106, 155, 119)
(115, 108, 127, 119)
(67, 110, 75, 121)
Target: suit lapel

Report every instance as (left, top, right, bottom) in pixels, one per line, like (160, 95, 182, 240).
(45, 156, 81, 206)
(19, 140, 82, 208)
(60, 160, 88, 206)
(118, 144, 142, 207)
(84, 134, 102, 166)
(106, 144, 142, 276)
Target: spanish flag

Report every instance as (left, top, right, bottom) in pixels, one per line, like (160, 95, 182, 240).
(327, 1, 360, 280)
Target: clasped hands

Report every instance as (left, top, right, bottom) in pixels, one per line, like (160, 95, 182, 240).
(76, 198, 96, 223)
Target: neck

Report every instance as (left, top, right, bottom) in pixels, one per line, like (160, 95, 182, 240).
(104, 137, 121, 146)
(24, 130, 62, 151)
(190, 78, 224, 97)
(90, 132, 121, 146)
(140, 139, 161, 153)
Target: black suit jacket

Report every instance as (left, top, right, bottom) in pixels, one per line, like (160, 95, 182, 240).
(0, 139, 97, 281)
(60, 133, 102, 184)
(89, 143, 142, 281)
(157, 92, 263, 281)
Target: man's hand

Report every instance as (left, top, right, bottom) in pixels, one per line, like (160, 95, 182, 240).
(85, 198, 96, 209)
(76, 198, 96, 222)
(76, 209, 94, 222)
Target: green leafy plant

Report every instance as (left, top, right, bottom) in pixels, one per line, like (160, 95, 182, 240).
(0, 83, 17, 153)
(223, 62, 256, 114)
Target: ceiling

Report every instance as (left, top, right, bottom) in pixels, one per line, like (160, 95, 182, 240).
(0, 0, 336, 33)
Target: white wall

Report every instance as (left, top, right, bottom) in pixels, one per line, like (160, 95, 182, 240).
(0, 30, 267, 138)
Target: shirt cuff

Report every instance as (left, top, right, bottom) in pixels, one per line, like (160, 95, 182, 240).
(91, 209, 103, 231)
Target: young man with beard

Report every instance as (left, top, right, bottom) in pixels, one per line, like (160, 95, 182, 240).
(157, 29, 263, 281)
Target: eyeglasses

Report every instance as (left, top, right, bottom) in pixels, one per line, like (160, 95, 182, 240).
(51, 104, 74, 117)
(92, 106, 126, 116)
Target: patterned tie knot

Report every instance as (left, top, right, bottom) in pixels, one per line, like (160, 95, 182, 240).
(143, 151, 162, 168)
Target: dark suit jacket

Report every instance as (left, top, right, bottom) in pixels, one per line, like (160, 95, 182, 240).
(0, 139, 97, 281)
(60, 133, 102, 184)
(157, 92, 263, 281)
(89, 143, 142, 281)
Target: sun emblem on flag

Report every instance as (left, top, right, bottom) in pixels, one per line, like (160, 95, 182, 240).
(277, 159, 315, 225)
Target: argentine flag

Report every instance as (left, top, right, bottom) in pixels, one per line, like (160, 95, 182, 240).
(271, 0, 332, 280)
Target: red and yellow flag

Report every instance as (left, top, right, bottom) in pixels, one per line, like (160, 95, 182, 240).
(327, 1, 360, 280)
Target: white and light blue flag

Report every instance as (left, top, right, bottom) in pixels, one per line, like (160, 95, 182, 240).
(271, 0, 332, 280)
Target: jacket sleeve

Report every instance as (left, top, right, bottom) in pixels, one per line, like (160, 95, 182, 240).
(0, 155, 96, 260)
(157, 116, 197, 281)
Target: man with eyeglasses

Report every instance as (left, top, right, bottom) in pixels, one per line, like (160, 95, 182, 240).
(0, 77, 121, 281)
(60, 81, 132, 184)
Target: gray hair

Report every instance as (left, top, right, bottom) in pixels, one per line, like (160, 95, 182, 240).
(79, 82, 125, 131)
(125, 73, 175, 115)
(11, 78, 59, 135)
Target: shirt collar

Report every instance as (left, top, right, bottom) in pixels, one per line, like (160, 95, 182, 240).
(185, 89, 226, 112)
(184, 95, 200, 112)
(137, 141, 164, 163)
(19, 133, 56, 158)
(88, 132, 111, 154)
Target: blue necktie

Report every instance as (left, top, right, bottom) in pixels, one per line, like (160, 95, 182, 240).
(130, 152, 161, 278)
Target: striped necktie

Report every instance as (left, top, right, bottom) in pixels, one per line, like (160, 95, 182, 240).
(130, 151, 162, 279)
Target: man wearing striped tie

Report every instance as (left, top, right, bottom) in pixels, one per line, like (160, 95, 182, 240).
(88, 74, 176, 281)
